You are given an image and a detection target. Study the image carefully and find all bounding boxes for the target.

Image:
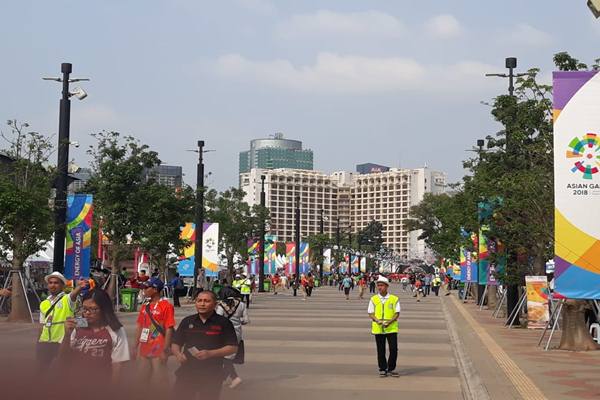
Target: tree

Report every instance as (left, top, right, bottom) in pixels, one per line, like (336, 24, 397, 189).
(204, 187, 268, 278)
(85, 131, 161, 298)
(304, 233, 330, 269)
(0, 120, 54, 321)
(137, 183, 195, 273)
(357, 220, 384, 254)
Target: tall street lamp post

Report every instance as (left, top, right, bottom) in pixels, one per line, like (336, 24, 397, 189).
(258, 175, 266, 292)
(486, 57, 529, 325)
(44, 63, 89, 273)
(294, 195, 301, 288)
(347, 228, 352, 274)
(319, 208, 325, 281)
(193, 140, 205, 294)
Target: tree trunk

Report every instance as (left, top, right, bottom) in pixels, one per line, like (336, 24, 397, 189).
(532, 246, 545, 276)
(106, 246, 120, 302)
(558, 300, 599, 351)
(8, 254, 30, 322)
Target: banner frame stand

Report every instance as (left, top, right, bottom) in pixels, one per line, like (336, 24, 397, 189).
(478, 285, 489, 310)
(542, 299, 565, 351)
(537, 298, 562, 348)
(0, 269, 41, 323)
(492, 287, 507, 318)
(506, 289, 527, 329)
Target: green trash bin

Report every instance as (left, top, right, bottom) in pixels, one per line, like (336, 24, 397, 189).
(120, 288, 139, 312)
(263, 279, 271, 292)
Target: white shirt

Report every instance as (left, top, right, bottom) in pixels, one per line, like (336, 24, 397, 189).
(367, 293, 401, 314)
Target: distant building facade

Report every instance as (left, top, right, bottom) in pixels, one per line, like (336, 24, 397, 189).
(356, 163, 390, 174)
(239, 133, 313, 175)
(240, 166, 446, 260)
(145, 165, 183, 188)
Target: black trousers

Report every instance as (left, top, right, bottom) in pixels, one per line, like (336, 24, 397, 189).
(432, 286, 440, 296)
(375, 333, 397, 372)
(242, 294, 250, 308)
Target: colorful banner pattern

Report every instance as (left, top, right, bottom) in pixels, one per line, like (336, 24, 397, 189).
(300, 242, 310, 274)
(177, 222, 220, 277)
(285, 242, 295, 276)
(525, 276, 550, 329)
(247, 240, 259, 276)
(65, 194, 93, 280)
(553, 71, 600, 299)
(323, 248, 332, 274)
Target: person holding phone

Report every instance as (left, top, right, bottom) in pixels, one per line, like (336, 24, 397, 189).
(61, 289, 130, 383)
(171, 290, 238, 399)
(134, 277, 175, 390)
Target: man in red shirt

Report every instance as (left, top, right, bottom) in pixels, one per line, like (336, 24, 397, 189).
(134, 277, 175, 391)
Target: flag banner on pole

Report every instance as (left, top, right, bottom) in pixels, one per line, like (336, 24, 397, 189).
(525, 276, 550, 329)
(65, 194, 93, 281)
(247, 240, 259, 276)
(460, 247, 467, 282)
(360, 256, 367, 273)
(285, 242, 295, 276)
(177, 222, 195, 277)
(300, 242, 310, 274)
(478, 225, 489, 285)
(323, 248, 332, 274)
(265, 241, 276, 274)
(177, 222, 220, 277)
(553, 71, 600, 300)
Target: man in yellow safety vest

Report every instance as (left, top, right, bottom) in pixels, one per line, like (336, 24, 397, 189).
(367, 275, 401, 377)
(37, 271, 88, 368)
(239, 274, 252, 308)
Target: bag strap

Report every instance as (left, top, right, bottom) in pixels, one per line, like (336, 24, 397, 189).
(43, 292, 66, 323)
(145, 303, 166, 337)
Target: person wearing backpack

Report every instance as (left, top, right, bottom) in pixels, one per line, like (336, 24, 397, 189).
(134, 277, 175, 392)
(216, 287, 249, 389)
(170, 273, 186, 307)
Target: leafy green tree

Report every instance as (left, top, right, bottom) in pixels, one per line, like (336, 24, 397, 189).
(204, 187, 269, 277)
(304, 233, 330, 270)
(85, 131, 161, 297)
(357, 220, 384, 254)
(137, 183, 195, 273)
(0, 120, 54, 321)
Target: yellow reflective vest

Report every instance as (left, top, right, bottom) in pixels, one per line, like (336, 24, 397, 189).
(370, 294, 399, 335)
(232, 279, 242, 290)
(240, 279, 251, 295)
(39, 292, 75, 343)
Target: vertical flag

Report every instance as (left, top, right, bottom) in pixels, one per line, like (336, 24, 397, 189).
(286, 242, 296, 276)
(65, 194, 93, 281)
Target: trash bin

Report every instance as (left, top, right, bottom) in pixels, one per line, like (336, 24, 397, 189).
(120, 288, 139, 312)
(263, 279, 271, 292)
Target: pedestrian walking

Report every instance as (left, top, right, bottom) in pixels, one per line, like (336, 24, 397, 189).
(368, 276, 400, 378)
(414, 278, 423, 302)
(61, 289, 130, 383)
(401, 276, 408, 292)
(342, 275, 353, 300)
(216, 287, 249, 389)
(291, 274, 299, 296)
(134, 277, 175, 391)
(37, 272, 87, 369)
(369, 275, 376, 294)
(432, 274, 442, 296)
(272, 273, 281, 295)
(170, 273, 186, 307)
(171, 291, 238, 400)
(358, 276, 367, 299)
(424, 274, 432, 296)
(306, 272, 315, 297)
(240, 274, 252, 308)
(300, 274, 309, 300)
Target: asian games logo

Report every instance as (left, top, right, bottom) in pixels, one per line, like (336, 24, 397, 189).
(566, 132, 600, 180)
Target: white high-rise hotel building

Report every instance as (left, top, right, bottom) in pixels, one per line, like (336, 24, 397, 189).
(240, 165, 446, 261)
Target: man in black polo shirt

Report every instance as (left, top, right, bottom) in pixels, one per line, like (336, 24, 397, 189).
(171, 290, 238, 399)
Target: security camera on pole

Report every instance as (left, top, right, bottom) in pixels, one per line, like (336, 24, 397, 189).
(43, 63, 89, 273)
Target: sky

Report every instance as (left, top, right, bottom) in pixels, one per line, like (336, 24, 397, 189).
(2, 1, 600, 190)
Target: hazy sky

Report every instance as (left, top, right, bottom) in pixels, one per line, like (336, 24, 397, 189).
(3, 1, 600, 190)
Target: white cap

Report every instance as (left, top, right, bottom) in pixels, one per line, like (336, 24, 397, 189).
(376, 276, 390, 285)
(44, 271, 67, 285)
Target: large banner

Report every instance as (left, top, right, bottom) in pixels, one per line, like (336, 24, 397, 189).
(553, 71, 600, 299)
(65, 194, 93, 280)
(360, 256, 367, 273)
(460, 247, 478, 283)
(525, 276, 550, 329)
(247, 240, 259, 276)
(300, 242, 310, 274)
(265, 241, 276, 274)
(285, 242, 295, 276)
(323, 248, 332, 274)
(478, 226, 489, 285)
(177, 222, 220, 277)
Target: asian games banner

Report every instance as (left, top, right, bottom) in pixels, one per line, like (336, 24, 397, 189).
(65, 194, 93, 280)
(553, 71, 600, 299)
(177, 223, 220, 277)
(300, 242, 310, 274)
(247, 240, 259, 276)
(285, 242, 295, 276)
(323, 248, 332, 274)
(460, 247, 478, 283)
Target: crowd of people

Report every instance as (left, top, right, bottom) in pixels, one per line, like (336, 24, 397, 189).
(33, 270, 249, 399)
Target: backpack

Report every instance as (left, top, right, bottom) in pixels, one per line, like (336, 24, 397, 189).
(175, 278, 184, 290)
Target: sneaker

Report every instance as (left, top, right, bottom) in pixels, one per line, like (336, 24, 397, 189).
(379, 371, 388, 378)
(229, 377, 242, 389)
(388, 371, 400, 378)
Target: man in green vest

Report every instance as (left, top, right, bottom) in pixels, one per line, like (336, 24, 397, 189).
(37, 271, 87, 367)
(367, 275, 401, 377)
(240, 274, 252, 308)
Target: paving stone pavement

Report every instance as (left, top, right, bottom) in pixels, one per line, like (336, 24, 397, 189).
(221, 284, 463, 400)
